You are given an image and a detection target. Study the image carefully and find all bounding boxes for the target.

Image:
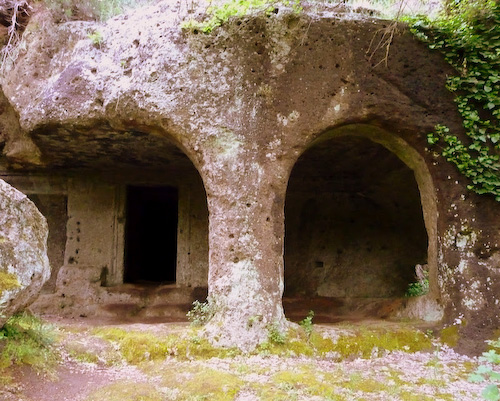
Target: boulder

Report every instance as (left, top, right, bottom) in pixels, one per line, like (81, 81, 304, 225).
(0, 178, 49, 327)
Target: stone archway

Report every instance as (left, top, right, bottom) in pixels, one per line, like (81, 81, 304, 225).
(14, 122, 211, 320)
(284, 124, 440, 322)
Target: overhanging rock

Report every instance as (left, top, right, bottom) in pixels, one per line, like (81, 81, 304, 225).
(0, 1, 498, 352)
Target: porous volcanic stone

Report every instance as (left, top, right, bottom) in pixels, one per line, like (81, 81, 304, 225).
(0, 1, 499, 352)
(0, 179, 49, 326)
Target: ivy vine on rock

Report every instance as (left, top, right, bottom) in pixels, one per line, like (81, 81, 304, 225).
(408, 0, 500, 201)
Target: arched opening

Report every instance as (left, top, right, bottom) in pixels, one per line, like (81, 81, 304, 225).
(20, 122, 210, 319)
(284, 126, 436, 322)
(109, 154, 209, 293)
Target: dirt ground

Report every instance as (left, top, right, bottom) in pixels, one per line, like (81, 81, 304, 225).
(0, 316, 492, 401)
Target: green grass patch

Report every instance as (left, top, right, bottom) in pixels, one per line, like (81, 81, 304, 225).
(252, 364, 455, 401)
(92, 324, 433, 364)
(70, 350, 100, 364)
(0, 313, 58, 373)
(254, 385, 291, 401)
(154, 365, 244, 401)
(60, 328, 124, 366)
(92, 327, 171, 363)
(84, 381, 168, 401)
(331, 327, 433, 359)
(181, 0, 291, 34)
(92, 327, 240, 363)
(440, 325, 460, 347)
(398, 391, 440, 401)
(256, 326, 432, 359)
(344, 372, 391, 392)
(179, 368, 244, 400)
(270, 366, 344, 399)
(416, 377, 447, 387)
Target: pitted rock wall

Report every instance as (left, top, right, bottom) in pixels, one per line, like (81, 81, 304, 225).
(0, 179, 49, 326)
(0, 1, 498, 350)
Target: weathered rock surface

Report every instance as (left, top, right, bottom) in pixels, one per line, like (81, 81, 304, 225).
(0, 179, 49, 326)
(0, 1, 498, 351)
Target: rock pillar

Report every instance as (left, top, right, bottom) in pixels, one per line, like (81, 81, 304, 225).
(201, 151, 288, 351)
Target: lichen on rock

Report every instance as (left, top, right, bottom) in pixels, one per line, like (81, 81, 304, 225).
(0, 270, 20, 297)
(0, 0, 498, 354)
(0, 179, 50, 327)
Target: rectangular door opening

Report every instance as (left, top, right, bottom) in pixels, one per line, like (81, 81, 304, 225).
(124, 186, 178, 284)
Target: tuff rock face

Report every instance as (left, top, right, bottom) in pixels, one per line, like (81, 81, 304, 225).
(0, 1, 498, 351)
(0, 179, 49, 327)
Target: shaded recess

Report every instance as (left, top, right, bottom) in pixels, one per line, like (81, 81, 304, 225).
(124, 186, 179, 284)
(30, 123, 195, 171)
(284, 135, 428, 320)
(29, 121, 211, 292)
(28, 194, 68, 293)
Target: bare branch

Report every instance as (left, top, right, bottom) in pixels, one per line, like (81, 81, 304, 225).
(0, 0, 32, 71)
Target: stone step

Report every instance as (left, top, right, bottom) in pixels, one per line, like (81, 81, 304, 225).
(98, 302, 193, 319)
(95, 285, 208, 319)
(283, 296, 404, 323)
(103, 284, 207, 306)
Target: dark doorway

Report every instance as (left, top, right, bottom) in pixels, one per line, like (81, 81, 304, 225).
(124, 186, 178, 284)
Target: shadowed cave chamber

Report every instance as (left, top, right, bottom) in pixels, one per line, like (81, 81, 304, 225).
(19, 124, 212, 319)
(284, 135, 428, 322)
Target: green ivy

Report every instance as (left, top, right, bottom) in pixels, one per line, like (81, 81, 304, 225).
(405, 278, 429, 297)
(408, 1, 500, 201)
(469, 337, 500, 400)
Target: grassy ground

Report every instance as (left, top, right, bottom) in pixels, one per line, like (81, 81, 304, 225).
(0, 315, 490, 401)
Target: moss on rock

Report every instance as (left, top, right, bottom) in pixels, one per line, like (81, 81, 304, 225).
(440, 325, 460, 347)
(0, 271, 20, 297)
